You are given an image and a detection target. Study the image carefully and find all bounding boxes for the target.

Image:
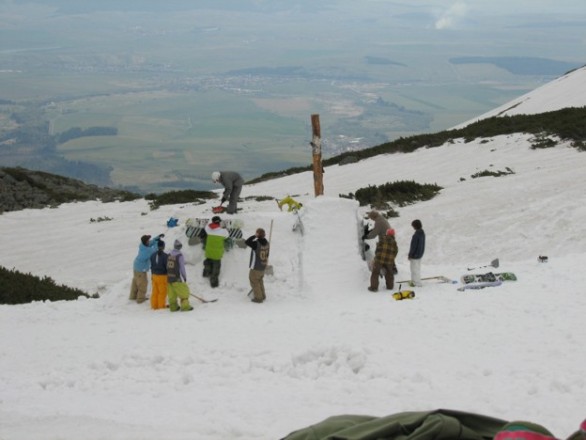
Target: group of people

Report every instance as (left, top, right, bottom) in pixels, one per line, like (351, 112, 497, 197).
(129, 216, 271, 311)
(364, 210, 425, 292)
(130, 234, 195, 311)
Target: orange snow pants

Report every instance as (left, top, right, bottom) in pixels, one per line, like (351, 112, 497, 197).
(150, 274, 168, 310)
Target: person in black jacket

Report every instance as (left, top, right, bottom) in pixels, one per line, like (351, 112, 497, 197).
(149, 240, 168, 310)
(245, 228, 270, 303)
(408, 219, 425, 287)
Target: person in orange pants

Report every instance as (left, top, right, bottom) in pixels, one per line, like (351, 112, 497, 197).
(149, 240, 168, 309)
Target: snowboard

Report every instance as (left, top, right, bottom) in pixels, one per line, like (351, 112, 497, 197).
(457, 280, 503, 291)
(357, 214, 373, 262)
(292, 210, 305, 235)
(460, 272, 517, 285)
(185, 218, 244, 241)
(397, 275, 457, 285)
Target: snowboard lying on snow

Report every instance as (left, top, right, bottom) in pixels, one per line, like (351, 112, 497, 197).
(457, 272, 517, 291)
(396, 276, 457, 286)
(461, 272, 517, 284)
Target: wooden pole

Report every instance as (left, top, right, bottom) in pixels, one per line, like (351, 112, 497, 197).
(310, 114, 324, 196)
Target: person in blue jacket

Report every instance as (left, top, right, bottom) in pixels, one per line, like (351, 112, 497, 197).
(130, 233, 163, 303)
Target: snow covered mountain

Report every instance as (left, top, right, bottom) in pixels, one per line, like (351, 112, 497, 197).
(1, 67, 585, 440)
(457, 65, 586, 126)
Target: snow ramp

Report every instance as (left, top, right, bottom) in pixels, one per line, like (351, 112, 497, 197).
(297, 196, 368, 299)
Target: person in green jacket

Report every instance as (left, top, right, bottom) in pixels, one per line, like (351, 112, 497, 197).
(202, 216, 229, 288)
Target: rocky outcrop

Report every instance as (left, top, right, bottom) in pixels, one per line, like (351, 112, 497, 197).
(0, 167, 140, 214)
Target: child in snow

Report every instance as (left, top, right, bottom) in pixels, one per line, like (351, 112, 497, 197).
(166, 239, 193, 312)
(149, 240, 168, 310)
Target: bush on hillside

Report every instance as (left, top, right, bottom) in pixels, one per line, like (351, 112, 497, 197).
(343, 180, 443, 207)
(470, 167, 515, 178)
(0, 266, 92, 305)
(145, 190, 217, 209)
(244, 195, 275, 202)
(530, 133, 557, 149)
(247, 106, 586, 185)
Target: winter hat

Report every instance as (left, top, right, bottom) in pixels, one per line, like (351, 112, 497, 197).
(412, 219, 422, 230)
(211, 171, 221, 182)
(256, 228, 266, 238)
(494, 421, 556, 440)
(141, 235, 151, 246)
(174, 239, 183, 250)
(157, 240, 165, 249)
(386, 228, 395, 236)
(212, 216, 221, 224)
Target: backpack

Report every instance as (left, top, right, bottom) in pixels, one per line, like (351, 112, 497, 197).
(167, 254, 181, 283)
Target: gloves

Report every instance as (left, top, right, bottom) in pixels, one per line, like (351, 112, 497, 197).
(362, 230, 370, 240)
(220, 197, 226, 204)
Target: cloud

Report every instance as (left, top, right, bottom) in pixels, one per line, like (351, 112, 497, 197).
(435, 1, 468, 30)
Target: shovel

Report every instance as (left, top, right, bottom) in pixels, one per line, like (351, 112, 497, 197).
(467, 258, 499, 271)
(265, 219, 274, 276)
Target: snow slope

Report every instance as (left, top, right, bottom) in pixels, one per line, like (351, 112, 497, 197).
(1, 70, 586, 440)
(457, 65, 586, 126)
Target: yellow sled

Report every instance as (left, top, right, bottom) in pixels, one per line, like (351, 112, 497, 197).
(392, 290, 415, 301)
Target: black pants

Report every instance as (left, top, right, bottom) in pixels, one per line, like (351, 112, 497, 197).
(203, 258, 222, 288)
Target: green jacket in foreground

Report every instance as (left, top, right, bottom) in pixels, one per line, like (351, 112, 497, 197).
(281, 409, 508, 440)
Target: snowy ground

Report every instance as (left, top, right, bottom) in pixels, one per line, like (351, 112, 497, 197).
(1, 132, 586, 439)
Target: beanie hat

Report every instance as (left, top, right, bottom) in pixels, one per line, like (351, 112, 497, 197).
(211, 171, 221, 182)
(386, 228, 395, 236)
(412, 219, 422, 229)
(174, 239, 182, 250)
(141, 235, 151, 246)
(494, 421, 556, 440)
(157, 240, 165, 249)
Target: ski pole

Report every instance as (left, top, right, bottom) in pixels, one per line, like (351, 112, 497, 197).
(467, 258, 499, 271)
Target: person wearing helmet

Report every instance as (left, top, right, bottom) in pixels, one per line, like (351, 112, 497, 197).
(211, 171, 244, 214)
(202, 216, 229, 288)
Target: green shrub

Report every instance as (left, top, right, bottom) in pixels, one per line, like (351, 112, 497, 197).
(90, 216, 113, 223)
(147, 189, 217, 209)
(530, 133, 557, 149)
(470, 167, 515, 178)
(0, 266, 92, 305)
(244, 195, 274, 202)
(350, 180, 443, 207)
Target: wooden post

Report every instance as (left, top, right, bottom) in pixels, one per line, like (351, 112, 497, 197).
(310, 114, 324, 196)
